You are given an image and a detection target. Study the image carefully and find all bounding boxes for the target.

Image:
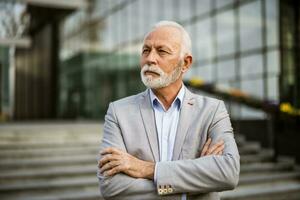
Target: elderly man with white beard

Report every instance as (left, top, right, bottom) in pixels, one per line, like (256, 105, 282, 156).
(97, 21, 240, 200)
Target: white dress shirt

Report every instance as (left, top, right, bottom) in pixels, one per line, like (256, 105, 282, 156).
(150, 85, 186, 200)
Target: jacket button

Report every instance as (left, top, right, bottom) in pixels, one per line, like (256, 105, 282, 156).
(158, 189, 163, 194)
(168, 187, 173, 193)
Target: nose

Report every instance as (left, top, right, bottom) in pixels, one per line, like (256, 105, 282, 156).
(145, 50, 158, 66)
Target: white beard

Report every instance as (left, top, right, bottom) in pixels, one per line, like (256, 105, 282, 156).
(140, 62, 182, 89)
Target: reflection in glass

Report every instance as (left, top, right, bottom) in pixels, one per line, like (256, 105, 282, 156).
(215, 0, 234, 10)
(241, 78, 264, 98)
(239, 0, 263, 51)
(193, 18, 214, 62)
(240, 54, 263, 78)
(266, 0, 279, 47)
(216, 10, 235, 56)
(217, 59, 235, 81)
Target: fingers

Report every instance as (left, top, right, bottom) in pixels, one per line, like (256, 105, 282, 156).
(211, 143, 225, 155)
(201, 138, 212, 156)
(200, 139, 225, 157)
(217, 150, 223, 156)
(98, 154, 120, 168)
(104, 165, 123, 176)
(100, 147, 121, 155)
(100, 160, 120, 173)
(98, 147, 123, 168)
(206, 140, 224, 155)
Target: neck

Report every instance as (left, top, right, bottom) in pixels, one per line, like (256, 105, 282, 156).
(152, 79, 183, 110)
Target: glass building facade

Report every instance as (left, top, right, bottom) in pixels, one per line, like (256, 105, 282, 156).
(59, 0, 282, 119)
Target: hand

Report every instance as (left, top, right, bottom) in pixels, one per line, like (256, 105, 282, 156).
(98, 147, 155, 179)
(200, 138, 224, 157)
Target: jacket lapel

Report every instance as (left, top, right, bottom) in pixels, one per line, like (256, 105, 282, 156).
(139, 90, 160, 162)
(172, 88, 196, 160)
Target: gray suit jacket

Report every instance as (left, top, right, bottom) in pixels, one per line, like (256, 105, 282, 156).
(98, 87, 240, 200)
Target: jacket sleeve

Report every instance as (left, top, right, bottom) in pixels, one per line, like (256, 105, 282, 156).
(155, 100, 240, 195)
(97, 103, 182, 200)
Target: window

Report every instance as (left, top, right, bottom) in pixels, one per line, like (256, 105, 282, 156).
(239, 0, 263, 51)
(216, 10, 235, 56)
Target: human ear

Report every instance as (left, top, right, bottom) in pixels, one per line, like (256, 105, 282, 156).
(181, 55, 193, 73)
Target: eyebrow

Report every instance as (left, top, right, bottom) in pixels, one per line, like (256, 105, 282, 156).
(142, 44, 173, 52)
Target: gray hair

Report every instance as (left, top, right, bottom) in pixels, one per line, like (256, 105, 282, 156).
(144, 20, 192, 56)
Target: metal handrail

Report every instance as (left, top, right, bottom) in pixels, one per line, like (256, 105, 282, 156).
(184, 78, 300, 118)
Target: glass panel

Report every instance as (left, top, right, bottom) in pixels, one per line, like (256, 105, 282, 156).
(267, 49, 280, 75)
(241, 77, 264, 98)
(92, 0, 111, 18)
(197, 63, 214, 82)
(267, 75, 279, 101)
(118, 7, 128, 45)
(217, 59, 235, 81)
(240, 54, 263, 78)
(215, 0, 234, 10)
(162, 0, 175, 20)
(193, 18, 214, 62)
(266, 0, 279, 47)
(239, 0, 263, 51)
(241, 106, 266, 119)
(143, 0, 161, 30)
(194, 0, 211, 16)
(178, 0, 192, 22)
(184, 65, 198, 80)
(229, 102, 241, 119)
(101, 14, 114, 50)
(281, 1, 295, 49)
(216, 10, 235, 56)
(184, 23, 196, 56)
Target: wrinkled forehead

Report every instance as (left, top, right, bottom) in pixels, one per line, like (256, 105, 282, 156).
(143, 26, 182, 49)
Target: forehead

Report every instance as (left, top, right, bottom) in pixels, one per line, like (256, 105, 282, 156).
(143, 26, 182, 49)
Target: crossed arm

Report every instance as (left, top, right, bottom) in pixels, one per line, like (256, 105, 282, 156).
(97, 101, 239, 199)
(98, 138, 224, 179)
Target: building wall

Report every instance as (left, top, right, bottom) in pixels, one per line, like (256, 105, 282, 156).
(60, 0, 280, 120)
(0, 47, 10, 117)
(14, 23, 57, 119)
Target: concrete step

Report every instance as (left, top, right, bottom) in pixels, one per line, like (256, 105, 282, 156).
(238, 142, 261, 155)
(1, 162, 290, 180)
(0, 141, 99, 150)
(0, 123, 102, 142)
(0, 187, 101, 200)
(0, 146, 99, 158)
(0, 149, 272, 170)
(235, 134, 246, 146)
(0, 165, 97, 183)
(221, 180, 300, 200)
(0, 141, 260, 159)
(240, 149, 274, 164)
(240, 161, 294, 174)
(0, 155, 97, 169)
(0, 123, 298, 200)
(0, 176, 98, 193)
(0, 135, 100, 144)
(239, 171, 300, 185)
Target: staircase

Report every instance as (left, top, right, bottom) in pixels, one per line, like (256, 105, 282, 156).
(0, 122, 299, 200)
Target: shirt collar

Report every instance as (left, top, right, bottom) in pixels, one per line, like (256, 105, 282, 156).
(149, 84, 185, 111)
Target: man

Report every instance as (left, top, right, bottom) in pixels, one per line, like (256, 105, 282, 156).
(97, 21, 240, 200)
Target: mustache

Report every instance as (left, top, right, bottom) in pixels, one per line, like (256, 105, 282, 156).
(141, 65, 164, 76)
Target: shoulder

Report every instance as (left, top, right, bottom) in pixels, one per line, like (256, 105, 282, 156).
(187, 89, 223, 109)
(109, 90, 147, 110)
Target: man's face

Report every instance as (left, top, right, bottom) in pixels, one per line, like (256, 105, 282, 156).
(140, 26, 183, 89)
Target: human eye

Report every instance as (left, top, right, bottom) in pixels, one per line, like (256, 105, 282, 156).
(142, 48, 150, 54)
(158, 49, 169, 54)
